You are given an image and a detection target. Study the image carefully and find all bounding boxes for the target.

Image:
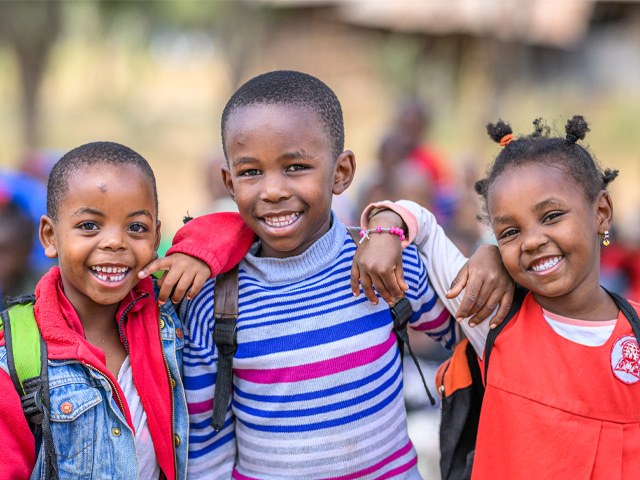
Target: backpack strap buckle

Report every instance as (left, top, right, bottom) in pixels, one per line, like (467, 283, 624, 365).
(213, 316, 238, 356)
(20, 379, 44, 425)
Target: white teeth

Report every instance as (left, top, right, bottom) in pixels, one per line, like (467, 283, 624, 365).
(91, 266, 128, 281)
(263, 213, 299, 228)
(531, 256, 561, 272)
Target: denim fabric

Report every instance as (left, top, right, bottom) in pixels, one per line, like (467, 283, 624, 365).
(0, 288, 188, 480)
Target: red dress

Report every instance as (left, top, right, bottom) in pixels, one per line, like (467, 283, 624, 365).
(473, 294, 640, 480)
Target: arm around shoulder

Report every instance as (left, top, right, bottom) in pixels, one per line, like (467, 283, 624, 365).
(167, 212, 256, 277)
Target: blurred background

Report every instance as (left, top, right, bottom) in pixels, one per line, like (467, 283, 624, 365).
(2, 1, 640, 477)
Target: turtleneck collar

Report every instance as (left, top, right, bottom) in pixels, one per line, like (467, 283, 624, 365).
(241, 213, 346, 285)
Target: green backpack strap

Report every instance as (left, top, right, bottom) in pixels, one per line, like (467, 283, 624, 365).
(2, 302, 60, 479)
(3, 304, 42, 399)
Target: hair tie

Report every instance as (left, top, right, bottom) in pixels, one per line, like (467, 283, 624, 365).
(566, 133, 578, 144)
(499, 134, 513, 147)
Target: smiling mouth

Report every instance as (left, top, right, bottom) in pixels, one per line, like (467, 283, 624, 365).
(529, 256, 563, 272)
(90, 265, 130, 282)
(262, 213, 300, 228)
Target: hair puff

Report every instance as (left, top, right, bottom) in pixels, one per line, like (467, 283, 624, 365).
(602, 168, 619, 187)
(565, 115, 589, 144)
(486, 120, 512, 144)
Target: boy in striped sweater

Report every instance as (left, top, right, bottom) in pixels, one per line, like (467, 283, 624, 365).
(178, 70, 507, 479)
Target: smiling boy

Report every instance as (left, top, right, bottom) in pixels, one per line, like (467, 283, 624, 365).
(180, 71, 461, 480)
(0, 142, 200, 479)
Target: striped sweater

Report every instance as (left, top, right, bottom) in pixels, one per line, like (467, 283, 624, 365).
(182, 216, 457, 480)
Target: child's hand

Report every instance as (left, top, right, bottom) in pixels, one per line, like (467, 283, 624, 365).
(351, 210, 409, 306)
(138, 253, 212, 305)
(446, 244, 514, 328)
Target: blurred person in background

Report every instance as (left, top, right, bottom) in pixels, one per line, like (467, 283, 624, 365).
(0, 199, 39, 304)
(202, 149, 238, 214)
(358, 131, 411, 213)
(394, 97, 456, 225)
(0, 150, 58, 276)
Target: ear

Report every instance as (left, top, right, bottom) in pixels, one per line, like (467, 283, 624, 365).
(332, 150, 356, 195)
(39, 215, 59, 259)
(221, 164, 237, 202)
(595, 190, 613, 235)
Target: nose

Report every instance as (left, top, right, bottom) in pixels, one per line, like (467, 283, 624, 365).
(99, 227, 127, 251)
(520, 227, 548, 253)
(260, 172, 291, 203)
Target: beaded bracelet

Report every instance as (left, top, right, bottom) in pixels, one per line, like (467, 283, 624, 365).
(359, 226, 405, 244)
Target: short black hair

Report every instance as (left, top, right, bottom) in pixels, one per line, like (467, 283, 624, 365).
(47, 141, 158, 221)
(476, 115, 618, 221)
(221, 70, 345, 160)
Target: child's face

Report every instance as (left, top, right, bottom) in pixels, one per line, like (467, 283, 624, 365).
(40, 163, 161, 311)
(488, 163, 612, 307)
(222, 104, 354, 258)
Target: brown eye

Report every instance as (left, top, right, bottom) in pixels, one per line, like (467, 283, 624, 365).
(79, 222, 98, 231)
(129, 223, 148, 233)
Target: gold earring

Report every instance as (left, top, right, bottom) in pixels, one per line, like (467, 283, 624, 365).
(602, 230, 610, 247)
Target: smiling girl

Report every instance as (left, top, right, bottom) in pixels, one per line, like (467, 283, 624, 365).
(469, 116, 640, 479)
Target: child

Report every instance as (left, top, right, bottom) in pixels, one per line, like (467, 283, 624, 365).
(376, 117, 640, 479)
(472, 117, 639, 480)
(0, 142, 247, 479)
(173, 70, 513, 480)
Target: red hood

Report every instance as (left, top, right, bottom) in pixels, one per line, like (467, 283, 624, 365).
(7, 267, 177, 480)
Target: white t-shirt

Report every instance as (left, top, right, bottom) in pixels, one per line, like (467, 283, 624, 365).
(542, 309, 617, 347)
(117, 356, 161, 480)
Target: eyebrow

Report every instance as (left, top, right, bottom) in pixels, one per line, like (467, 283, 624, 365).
(492, 198, 565, 225)
(128, 209, 154, 220)
(281, 151, 313, 161)
(533, 198, 564, 212)
(72, 207, 103, 218)
(232, 157, 258, 168)
(231, 151, 314, 168)
(71, 207, 153, 220)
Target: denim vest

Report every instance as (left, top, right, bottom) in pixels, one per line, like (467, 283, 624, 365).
(0, 288, 188, 480)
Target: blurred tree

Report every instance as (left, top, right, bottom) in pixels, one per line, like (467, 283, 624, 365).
(0, 1, 61, 148)
(98, 0, 267, 88)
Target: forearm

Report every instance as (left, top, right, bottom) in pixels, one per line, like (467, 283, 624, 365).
(363, 200, 491, 355)
(362, 200, 467, 312)
(168, 212, 255, 277)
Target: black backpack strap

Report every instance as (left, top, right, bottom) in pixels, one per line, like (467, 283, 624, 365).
(604, 289, 640, 343)
(484, 284, 529, 383)
(347, 226, 436, 405)
(211, 265, 239, 431)
(2, 303, 59, 479)
(391, 298, 436, 405)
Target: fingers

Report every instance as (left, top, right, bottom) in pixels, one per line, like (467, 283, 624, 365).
(186, 270, 210, 301)
(455, 274, 482, 321)
(488, 286, 515, 329)
(138, 257, 168, 279)
(396, 264, 409, 292)
(351, 264, 361, 297)
(372, 274, 395, 306)
(447, 262, 469, 299)
(360, 273, 379, 305)
(156, 269, 178, 305)
(468, 289, 501, 327)
(171, 273, 198, 304)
